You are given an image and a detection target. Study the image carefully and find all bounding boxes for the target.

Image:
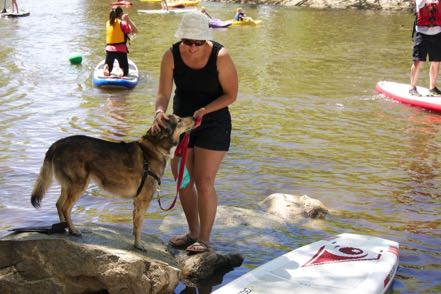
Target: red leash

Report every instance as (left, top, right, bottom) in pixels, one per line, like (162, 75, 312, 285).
(158, 117, 201, 211)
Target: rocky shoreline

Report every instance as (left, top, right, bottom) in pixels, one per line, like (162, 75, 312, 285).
(210, 0, 414, 11)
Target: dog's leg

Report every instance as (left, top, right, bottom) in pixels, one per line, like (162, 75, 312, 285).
(132, 195, 153, 251)
(56, 188, 68, 222)
(62, 185, 86, 236)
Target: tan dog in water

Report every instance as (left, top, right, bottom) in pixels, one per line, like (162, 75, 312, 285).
(31, 114, 195, 250)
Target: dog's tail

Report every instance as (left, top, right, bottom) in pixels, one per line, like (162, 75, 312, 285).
(31, 145, 55, 208)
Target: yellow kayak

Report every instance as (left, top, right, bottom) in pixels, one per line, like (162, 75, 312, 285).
(231, 18, 262, 26)
(166, 0, 200, 8)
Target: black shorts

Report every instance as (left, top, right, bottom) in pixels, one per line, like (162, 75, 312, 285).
(187, 109, 231, 151)
(412, 31, 441, 62)
(105, 51, 129, 75)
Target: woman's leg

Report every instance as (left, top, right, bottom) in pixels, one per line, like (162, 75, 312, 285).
(192, 146, 226, 243)
(12, 0, 18, 13)
(171, 149, 200, 240)
(117, 52, 129, 76)
(104, 52, 115, 76)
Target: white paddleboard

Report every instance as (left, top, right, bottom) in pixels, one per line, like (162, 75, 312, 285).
(137, 8, 197, 15)
(0, 9, 30, 17)
(376, 80, 441, 113)
(213, 233, 399, 294)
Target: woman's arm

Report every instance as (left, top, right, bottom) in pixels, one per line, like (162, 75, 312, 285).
(193, 46, 238, 119)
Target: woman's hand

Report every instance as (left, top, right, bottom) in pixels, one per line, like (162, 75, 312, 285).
(151, 110, 168, 134)
(192, 108, 206, 128)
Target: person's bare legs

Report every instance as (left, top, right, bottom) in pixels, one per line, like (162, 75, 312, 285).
(410, 60, 423, 89)
(12, 0, 18, 13)
(171, 149, 200, 240)
(103, 64, 110, 76)
(192, 147, 225, 244)
(171, 146, 225, 248)
(429, 61, 440, 90)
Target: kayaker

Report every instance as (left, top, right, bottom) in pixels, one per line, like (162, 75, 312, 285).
(103, 6, 138, 77)
(234, 7, 248, 21)
(152, 12, 238, 254)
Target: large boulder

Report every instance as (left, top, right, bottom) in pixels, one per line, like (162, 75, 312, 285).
(0, 224, 179, 294)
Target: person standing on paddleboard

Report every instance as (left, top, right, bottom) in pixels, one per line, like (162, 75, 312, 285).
(410, 0, 441, 96)
(151, 12, 238, 254)
(103, 6, 138, 77)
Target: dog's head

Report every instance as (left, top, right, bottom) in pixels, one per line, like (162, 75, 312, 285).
(145, 114, 195, 158)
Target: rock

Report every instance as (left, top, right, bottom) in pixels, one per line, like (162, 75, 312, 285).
(170, 246, 243, 282)
(0, 224, 179, 294)
(259, 193, 329, 220)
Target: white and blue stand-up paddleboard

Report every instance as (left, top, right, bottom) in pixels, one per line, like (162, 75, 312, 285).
(213, 233, 399, 294)
(376, 80, 441, 113)
(92, 59, 139, 89)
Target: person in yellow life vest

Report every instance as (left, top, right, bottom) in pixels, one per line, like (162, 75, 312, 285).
(103, 6, 138, 77)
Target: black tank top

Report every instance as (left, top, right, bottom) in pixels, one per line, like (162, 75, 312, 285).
(172, 41, 228, 118)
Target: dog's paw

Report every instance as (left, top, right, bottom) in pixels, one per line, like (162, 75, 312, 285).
(134, 243, 147, 252)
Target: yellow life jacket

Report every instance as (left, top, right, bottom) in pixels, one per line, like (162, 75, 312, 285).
(106, 19, 126, 45)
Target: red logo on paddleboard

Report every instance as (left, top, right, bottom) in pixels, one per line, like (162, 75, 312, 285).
(302, 243, 381, 267)
(388, 246, 399, 257)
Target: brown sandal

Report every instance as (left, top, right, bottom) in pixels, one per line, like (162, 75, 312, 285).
(186, 240, 211, 253)
(169, 233, 197, 248)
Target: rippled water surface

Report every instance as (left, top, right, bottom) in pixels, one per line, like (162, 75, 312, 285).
(1, 1, 440, 293)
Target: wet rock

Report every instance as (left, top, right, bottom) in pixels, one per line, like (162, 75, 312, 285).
(170, 246, 243, 282)
(259, 193, 329, 220)
(0, 224, 179, 294)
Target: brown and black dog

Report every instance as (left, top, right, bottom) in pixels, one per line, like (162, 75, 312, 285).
(31, 114, 194, 250)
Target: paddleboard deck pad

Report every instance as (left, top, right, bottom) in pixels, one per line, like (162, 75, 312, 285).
(376, 80, 441, 112)
(92, 59, 139, 89)
(213, 233, 399, 294)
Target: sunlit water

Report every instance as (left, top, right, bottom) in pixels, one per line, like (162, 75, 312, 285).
(1, 0, 440, 293)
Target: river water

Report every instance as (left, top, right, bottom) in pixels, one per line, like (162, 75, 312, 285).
(1, 0, 440, 293)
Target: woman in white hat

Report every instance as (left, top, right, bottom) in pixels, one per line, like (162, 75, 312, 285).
(152, 12, 238, 253)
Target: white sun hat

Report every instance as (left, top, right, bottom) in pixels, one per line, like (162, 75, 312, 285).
(175, 12, 213, 41)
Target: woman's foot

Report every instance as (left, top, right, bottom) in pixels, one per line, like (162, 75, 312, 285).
(186, 240, 211, 253)
(169, 233, 197, 248)
(103, 64, 110, 76)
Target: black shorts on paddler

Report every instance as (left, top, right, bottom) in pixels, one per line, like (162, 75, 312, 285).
(412, 31, 441, 62)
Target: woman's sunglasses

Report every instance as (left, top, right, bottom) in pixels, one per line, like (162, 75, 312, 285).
(182, 39, 206, 47)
